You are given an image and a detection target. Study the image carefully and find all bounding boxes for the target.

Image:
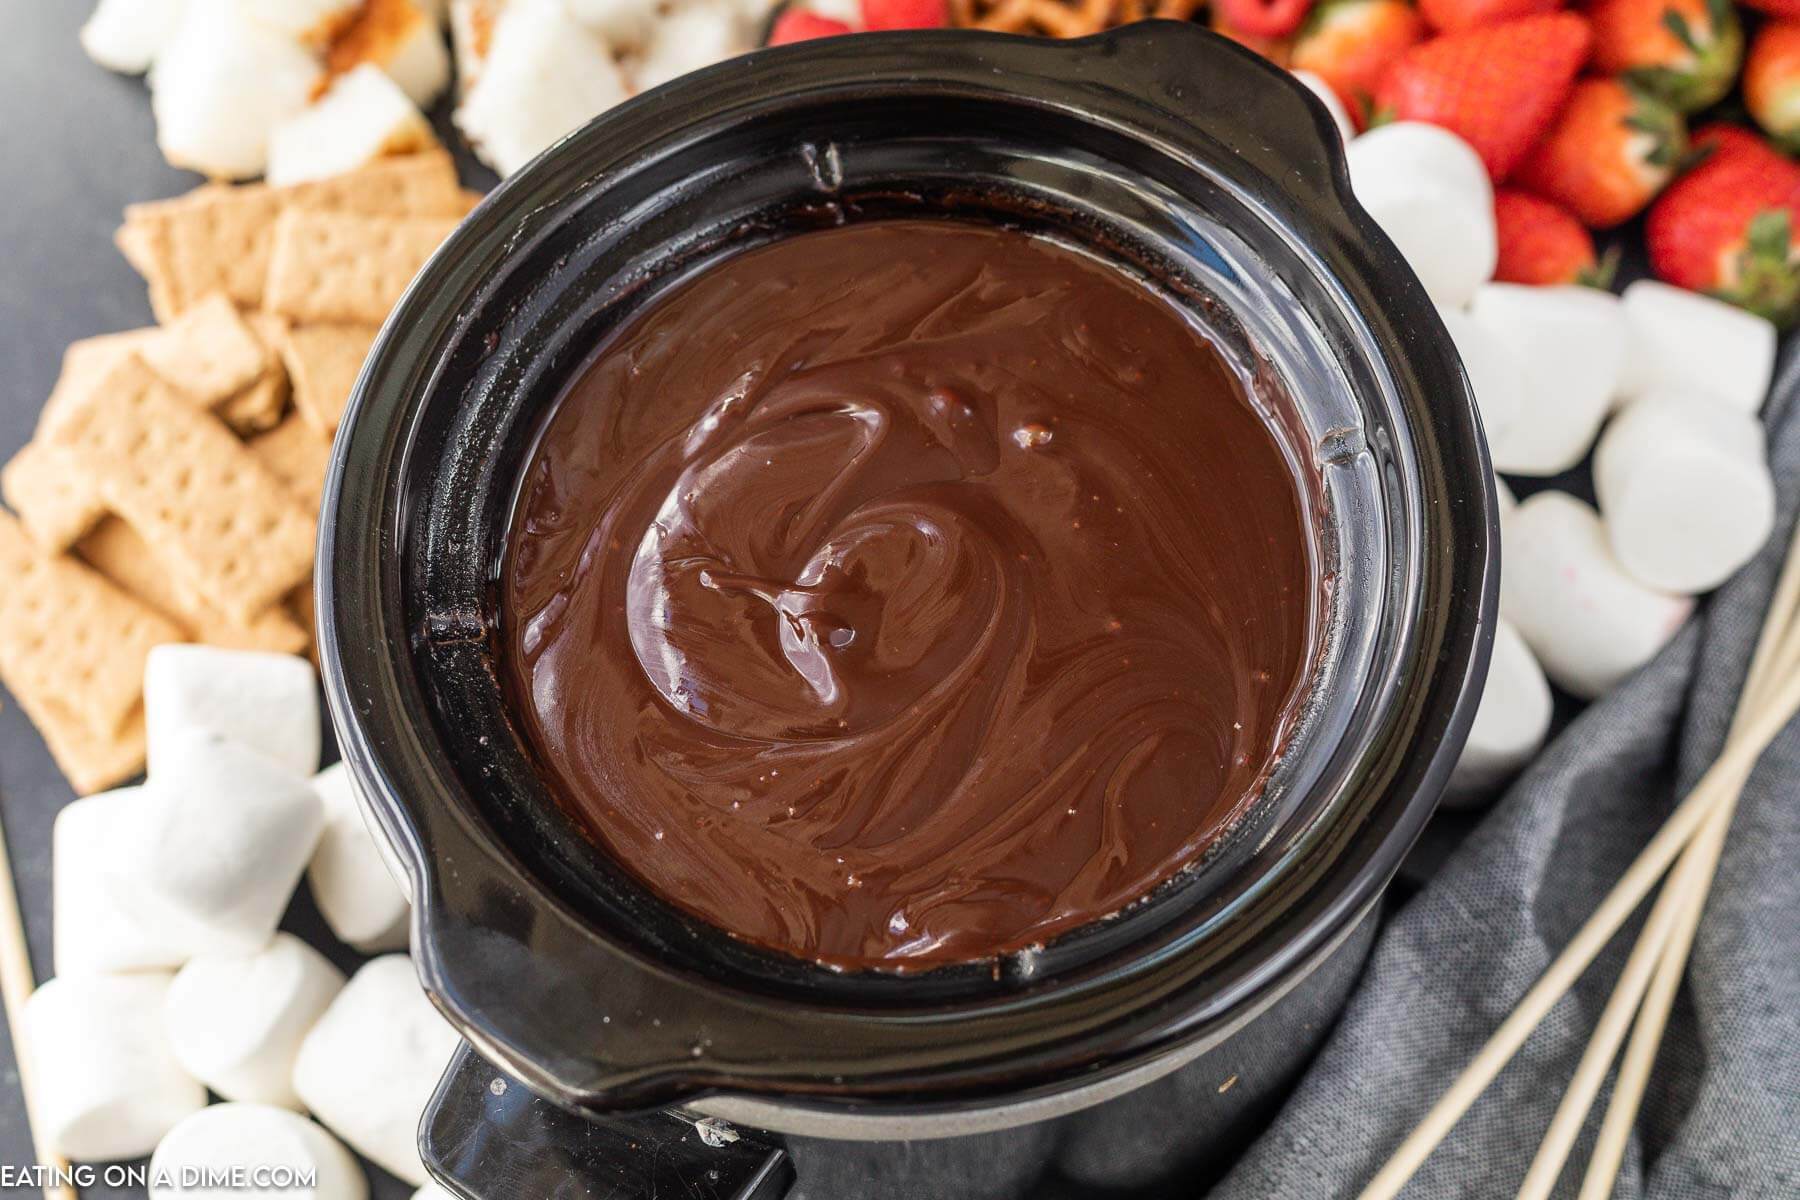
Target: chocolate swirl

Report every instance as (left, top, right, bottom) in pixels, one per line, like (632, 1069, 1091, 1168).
(503, 221, 1319, 971)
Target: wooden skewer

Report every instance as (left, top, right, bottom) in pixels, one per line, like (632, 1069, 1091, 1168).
(1359, 515, 1800, 1200)
(0, 799, 77, 1200)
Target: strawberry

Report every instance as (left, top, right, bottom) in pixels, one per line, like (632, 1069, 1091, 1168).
(1513, 78, 1685, 227)
(1492, 188, 1612, 283)
(1646, 126, 1800, 324)
(1216, 0, 1317, 36)
(1586, 0, 1742, 112)
(1373, 13, 1592, 180)
(1211, 10, 1296, 64)
(769, 8, 855, 41)
(860, 0, 945, 29)
(1740, 0, 1800, 17)
(1746, 21, 1800, 153)
(1290, 0, 1424, 124)
(1419, 0, 1561, 34)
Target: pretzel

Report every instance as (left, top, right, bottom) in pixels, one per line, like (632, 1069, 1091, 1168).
(949, 0, 1197, 36)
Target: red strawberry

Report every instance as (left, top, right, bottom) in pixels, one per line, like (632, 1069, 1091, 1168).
(1587, 0, 1742, 112)
(1740, 0, 1800, 17)
(1646, 127, 1800, 324)
(1492, 189, 1610, 283)
(1419, 0, 1561, 34)
(1211, 10, 1296, 64)
(1513, 78, 1685, 227)
(1373, 13, 1592, 180)
(769, 8, 855, 41)
(1216, 0, 1316, 36)
(1290, 0, 1424, 124)
(1746, 21, 1800, 153)
(860, 0, 946, 28)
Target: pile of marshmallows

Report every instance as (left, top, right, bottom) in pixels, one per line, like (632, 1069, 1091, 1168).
(1344, 120, 1780, 798)
(26, 645, 461, 1197)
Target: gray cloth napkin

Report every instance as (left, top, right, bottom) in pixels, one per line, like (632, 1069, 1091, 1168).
(787, 350, 1800, 1200)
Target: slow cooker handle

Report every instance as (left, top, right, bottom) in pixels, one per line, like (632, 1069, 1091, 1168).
(421, 1042, 794, 1199)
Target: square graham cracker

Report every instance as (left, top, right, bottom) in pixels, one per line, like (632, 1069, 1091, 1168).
(280, 321, 378, 434)
(264, 209, 460, 324)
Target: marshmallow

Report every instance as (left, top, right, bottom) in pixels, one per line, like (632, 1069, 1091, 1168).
(1291, 68, 1355, 146)
(334, 0, 453, 109)
(1469, 284, 1627, 476)
(165, 933, 346, 1109)
(268, 66, 435, 187)
(1594, 393, 1776, 594)
(150, 0, 322, 179)
(240, 0, 362, 43)
(308, 764, 410, 951)
(631, 3, 753, 92)
(1346, 123, 1496, 307)
(448, 0, 505, 97)
(81, 0, 189, 74)
(110, 730, 325, 958)
(1438, 305, 1523, 446)
(455, 0, 630, 177)
(149, 1104, 367, 1200)
(53, 789, 192, 976)
(1446, 617, 1552, 802)
(24, 974, 206, 1162)
(1501, 491, 1692, 699)
(145, 645, 320, 778)
(293, 956, 462, 1186)
(566, 0, 664, 49)
(1615, 280, 1777, 414)
(1493, 474, 1517, 523)
(412, 1186, 457, 1200)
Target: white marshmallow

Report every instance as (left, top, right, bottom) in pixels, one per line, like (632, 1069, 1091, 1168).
(239, 0, 362, 42)
(412, 1186, 457, 1200)
(1501, 492, 1693, 699)
(81, 0, 189, 74)
(1347, 123, 1496, 309)
(795, 0, 862, 21)
(333, 0, 453, 109)
(150, 0, 321, 179)
(1469, 284, 1627, 476)
(54, 788, 192, 975)
(1290, 69, 1355, 146)
(630, 3, 753, 93)
(566, 0, 664, 49)
(24, 974, 206, 1162)
(110, 730, 325, 958)
(145, 645, 320, 778)
(165, 933, 347, 1109)
(1594, 393, 1776, 594)
(308, 764, 410, 951)
(1438, 306, 1523, 446)
(1616, 280, 1777, 414)
(455, 0, 629, 177)
(1446, 617, 1552, 801)
(293, 956, 461, 1186)
(149, 1103, 367, 1200)
(1493, 474, 1517, 523)
(448, 0, 507, 97)
(268, 65, 436, 187)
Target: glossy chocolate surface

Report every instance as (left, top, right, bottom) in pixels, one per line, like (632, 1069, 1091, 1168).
(502, 220, 1319, 970)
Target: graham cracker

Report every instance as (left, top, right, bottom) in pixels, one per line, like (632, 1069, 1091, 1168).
(40, 329, 160, 434)
(218, 370, 291, 436)
(137, 292, 271, 403)
(23, 694, 147, 796)
(0, 511, 180, 749)
(77, 518, 310, 656)
(280, 322, 378, 433)
(117, 150, 466, 316)
(264, 210, 459, 324)
(49, 355, 317, 622)
(249, 414, 334, 515)
(2, 440, 108, 551)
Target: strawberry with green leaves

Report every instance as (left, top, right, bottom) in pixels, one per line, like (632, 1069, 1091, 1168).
(1290, 0, 1424, 125)
(1746, 21, 1800, 152)
(1493, 188, 1612, 283)
(1586, 0, 1743, 112)
(1373, 12, 1592, 180)
(1514, 77, 1686, 227)
(1647, 124, 1800, 325)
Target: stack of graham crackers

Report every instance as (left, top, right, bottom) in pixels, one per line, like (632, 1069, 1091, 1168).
(0, 149, 476, 794)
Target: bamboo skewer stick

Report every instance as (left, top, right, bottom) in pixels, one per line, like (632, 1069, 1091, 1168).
(0, 800, 77, 1200)
(1359, 515, 1800, 1200)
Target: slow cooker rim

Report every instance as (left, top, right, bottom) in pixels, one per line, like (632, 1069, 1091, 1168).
(319, 23, 1498, 1115)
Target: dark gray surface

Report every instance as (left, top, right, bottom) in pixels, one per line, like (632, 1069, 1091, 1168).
(0, 6, 445, 1196)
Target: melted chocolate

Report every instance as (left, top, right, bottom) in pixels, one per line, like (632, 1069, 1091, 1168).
(502, 221, 1319, 971)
